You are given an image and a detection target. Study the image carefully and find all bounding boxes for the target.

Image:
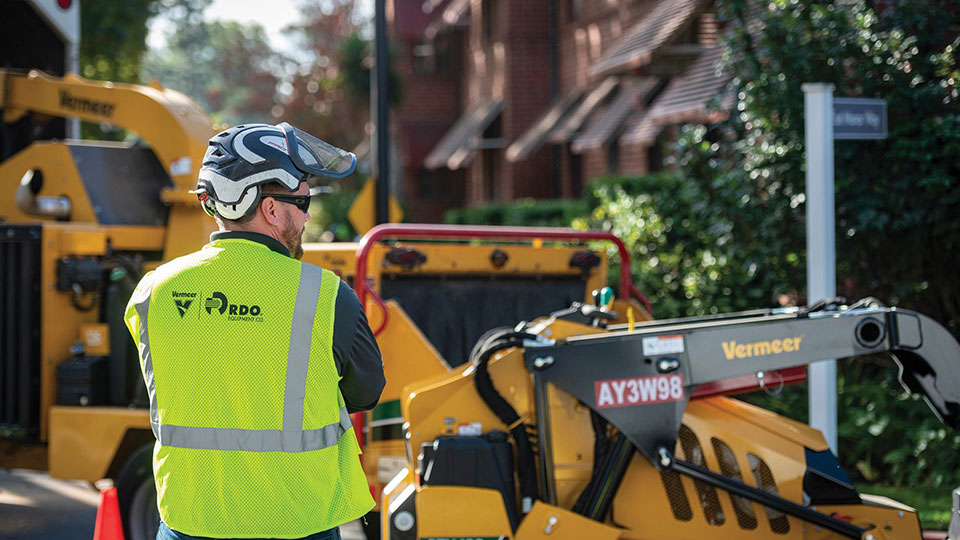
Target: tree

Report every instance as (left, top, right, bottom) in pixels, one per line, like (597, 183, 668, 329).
(79, 0, 164, 139)
(140, 0, 400, 241)
(80, 0, 157, 83)
(142, 18, 283, 125)
(664, 0, 960, 487)
(278, 1, 382, 241)
(716, 0, 960, 332)
(277, 0, 368, 147)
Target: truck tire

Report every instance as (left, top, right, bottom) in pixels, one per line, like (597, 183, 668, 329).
(115, 444, 160, 540)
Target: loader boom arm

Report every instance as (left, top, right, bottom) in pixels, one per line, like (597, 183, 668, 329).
(524, 302, 960, 468)
(0, 69, 212, 189)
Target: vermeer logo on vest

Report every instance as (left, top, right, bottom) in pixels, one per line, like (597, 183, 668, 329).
(59, 91, 116, 118)
(594, 374, 684, 409)
(171, 291, 196, 318)
(204, 291, 263, 322)
(721, 336, 803, 360)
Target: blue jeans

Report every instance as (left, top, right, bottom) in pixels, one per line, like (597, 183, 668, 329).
(157, 521, 342, 540)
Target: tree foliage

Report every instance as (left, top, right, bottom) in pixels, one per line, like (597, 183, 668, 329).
(141, 0, 282, 126)
(278, 0, 366, 146)
(279, 1, 405, 241)
(716, 0, 960, 329)
(79, 0, 162, 139)
(568, 1, 960, 327)
(575, 169, 793, 317)
(79, 0, 157, 83)
(615, 0, 960, 487)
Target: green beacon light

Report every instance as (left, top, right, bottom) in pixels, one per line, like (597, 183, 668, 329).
(599, 286, 614, 309)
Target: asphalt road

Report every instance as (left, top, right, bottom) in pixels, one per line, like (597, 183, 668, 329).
(0, 468, 99, 539)
(0, 469, 364, 540)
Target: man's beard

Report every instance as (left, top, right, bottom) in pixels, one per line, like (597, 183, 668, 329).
(283, 214, 304, 259)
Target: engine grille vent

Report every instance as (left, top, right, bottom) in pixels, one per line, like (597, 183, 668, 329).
(0, 226, 42, 441)
(659, 468, 693, 521)
(678, 424, 725, 525)
(748, 452, 791, 534)
(712, 437, 758, 529)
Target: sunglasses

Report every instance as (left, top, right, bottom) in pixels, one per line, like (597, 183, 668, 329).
(267, 194, 311, 213)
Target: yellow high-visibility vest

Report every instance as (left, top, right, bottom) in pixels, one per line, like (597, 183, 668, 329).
(124, 237, 373, 538)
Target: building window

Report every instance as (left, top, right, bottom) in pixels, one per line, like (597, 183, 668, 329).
(647, 130, 668, 173)
(483, 114, 502, 201)
(418, 168, 465, 202)
(568, 148, 583, 198)
(606, 142, 620, 175)
(413, 42, 436, 75)
(675, 18, 698, 44)
(482, 0, 496, 44)
(413, 34, 456, 75)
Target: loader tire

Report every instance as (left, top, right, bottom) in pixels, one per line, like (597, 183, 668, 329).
(361, 510, 381, 540)
(115, 443, 160, 540)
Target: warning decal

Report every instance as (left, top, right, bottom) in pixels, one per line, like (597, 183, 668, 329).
(594, 374, 685, 409)
(642, 334, 685, 356)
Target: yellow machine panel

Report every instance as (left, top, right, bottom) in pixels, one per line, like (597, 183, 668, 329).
(0, 70, 212, 188)
(368, 300, 449, 404)
(48, 406, 150, 481)
(301, 242, 360, 279)
(516, 501, 622, 540)
(402, 348, 532, 464)
(416, 486, 515, 540)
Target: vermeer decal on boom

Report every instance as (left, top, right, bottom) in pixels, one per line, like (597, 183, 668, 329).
(59, 91, 116, 118)
(594, 374, 685, 409)
(721, 335, 803, 360)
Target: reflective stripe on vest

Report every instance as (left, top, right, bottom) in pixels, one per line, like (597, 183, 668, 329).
(132, 262, 352, 453)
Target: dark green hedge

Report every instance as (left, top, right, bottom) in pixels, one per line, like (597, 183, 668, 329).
(443, 198, 588, 228)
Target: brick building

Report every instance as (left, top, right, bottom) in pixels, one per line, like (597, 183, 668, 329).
(390, 0, 732, 222)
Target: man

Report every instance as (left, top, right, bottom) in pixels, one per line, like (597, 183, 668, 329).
(125, 123, 385, 540)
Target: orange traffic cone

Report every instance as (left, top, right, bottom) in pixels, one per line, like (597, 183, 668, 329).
(92, 485, 125, 540)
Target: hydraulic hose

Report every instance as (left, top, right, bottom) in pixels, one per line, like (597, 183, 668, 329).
(470, 327, 540, 513)
(572, 411, 612, 515)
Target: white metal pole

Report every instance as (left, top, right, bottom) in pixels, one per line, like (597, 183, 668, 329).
(66, 39, 80, 139)
(66, 3, 81, 140)
(802, 82, 837, 454)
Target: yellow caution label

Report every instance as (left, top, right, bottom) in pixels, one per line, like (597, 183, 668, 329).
(721, 336, 803, 360)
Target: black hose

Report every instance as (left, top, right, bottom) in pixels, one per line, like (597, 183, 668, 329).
(585, 434, 634, 521)
(572, 410, 612, 514)
(470, 328, 540, 512)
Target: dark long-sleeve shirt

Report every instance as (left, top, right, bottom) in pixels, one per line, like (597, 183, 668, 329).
(332, 280, 385, 412)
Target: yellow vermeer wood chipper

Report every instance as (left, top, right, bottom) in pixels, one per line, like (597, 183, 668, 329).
(377, 296, 960, 540)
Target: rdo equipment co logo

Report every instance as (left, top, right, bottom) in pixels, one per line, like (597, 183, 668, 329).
(204, 291, 263, 322)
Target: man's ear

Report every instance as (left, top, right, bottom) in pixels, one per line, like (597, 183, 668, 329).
(259, 195, 283, 227)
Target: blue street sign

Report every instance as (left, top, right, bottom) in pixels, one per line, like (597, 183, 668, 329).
(833, 98, 887, 140)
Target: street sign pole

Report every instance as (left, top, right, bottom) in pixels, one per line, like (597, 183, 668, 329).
(374, 0, 391, 225)
(802, 82, 838, 454)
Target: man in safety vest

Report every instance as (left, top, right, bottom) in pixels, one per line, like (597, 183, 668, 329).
(125, 123, 385, 540)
